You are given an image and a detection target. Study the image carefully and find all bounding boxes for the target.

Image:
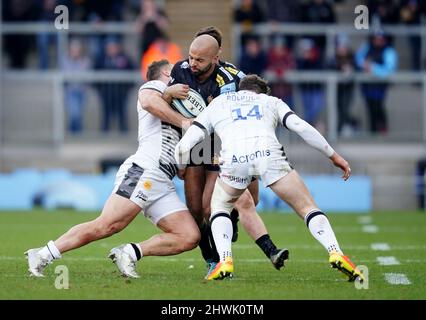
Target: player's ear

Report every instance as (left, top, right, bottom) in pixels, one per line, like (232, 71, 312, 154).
(162, 65, 171, 78)
(212, 54, 219, 64)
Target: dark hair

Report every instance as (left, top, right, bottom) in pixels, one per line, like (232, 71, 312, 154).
(195, 26, 222, 47)
(239, 74, 271, 94)
(146, 59, 170, 81)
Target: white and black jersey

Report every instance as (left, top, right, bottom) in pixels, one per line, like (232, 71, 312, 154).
(129, 80, 181, 179)
(112, 79, 188, 222)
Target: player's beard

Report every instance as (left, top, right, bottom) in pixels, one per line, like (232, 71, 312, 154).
(191, 62, 213, 78)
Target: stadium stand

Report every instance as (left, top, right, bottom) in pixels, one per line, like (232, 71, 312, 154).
(1, 0, 425, 211)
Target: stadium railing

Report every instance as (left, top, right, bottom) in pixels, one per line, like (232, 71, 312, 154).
(1, 22, 426, 146)
(1, 22, 425, 211)
(232, 23, 426, 66)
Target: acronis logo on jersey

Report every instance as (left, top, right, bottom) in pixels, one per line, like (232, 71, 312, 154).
(220, 83, 236, 94)
(232, 149, 271, 164)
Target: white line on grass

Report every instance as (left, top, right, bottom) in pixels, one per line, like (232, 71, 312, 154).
(371, 243, 390, 251)
(362, 225, 378, 233)
(377, 256, 401, 265)
(384, 273, 411, 285)
(5, 255, 424, 264)
(357, 216, 373, 224)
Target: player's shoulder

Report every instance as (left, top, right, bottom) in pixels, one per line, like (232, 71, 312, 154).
(216, 64, 242, 95)
(171, 59, 190, 73)
(170, 59, 192, 84)
(139, 80, 167, 93)
(219, 60, 246, 80)
(260, 94, 291, 112)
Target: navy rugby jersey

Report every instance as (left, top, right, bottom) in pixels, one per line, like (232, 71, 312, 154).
(169, 59, 245, 106)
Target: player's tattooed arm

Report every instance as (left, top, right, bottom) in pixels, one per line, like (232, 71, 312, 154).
(139, 88, 191, 129)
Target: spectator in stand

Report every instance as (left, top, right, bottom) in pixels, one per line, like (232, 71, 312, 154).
(36, 0, 59, 70)
(368, 0, 399, 25)
(296, 38, 325, 129)
(233, 0, 265, 48)
(80, 0, 124, 22)
(79, 0, 125, 64)
(265, 35, 296, 107)
(355, 31, 398, 134)
(266, 0, 301, 24)
(301, 0, 336, 59)
(2, 0, 37, 69)
(238, 36, 267, 76)
(94, 38, 134, 133)
(265, 0, 301, 50)
(140, 34, 183, 81)
(399, 0, 424, 70)
(328, 34, 358, 136)
(135, 0, 170, 56)
(62, 39, 91, 134)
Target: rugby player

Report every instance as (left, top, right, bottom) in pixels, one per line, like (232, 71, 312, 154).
(25, 60, 199, 278)
(175, 74, 364, 282)
(164, 29, 287, 279)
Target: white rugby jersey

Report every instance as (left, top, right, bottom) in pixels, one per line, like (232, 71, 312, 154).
(127, 80, 180, 179)
(193, 90, 291, 162)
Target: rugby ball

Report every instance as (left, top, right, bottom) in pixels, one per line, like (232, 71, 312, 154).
(171, 88, 207, 118)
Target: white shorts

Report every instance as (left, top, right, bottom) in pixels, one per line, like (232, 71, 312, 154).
(219, 151, 293, 189)
(113, 162, 187, 225)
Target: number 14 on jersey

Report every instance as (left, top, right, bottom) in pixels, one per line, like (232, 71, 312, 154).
(231, 105, 263, 121)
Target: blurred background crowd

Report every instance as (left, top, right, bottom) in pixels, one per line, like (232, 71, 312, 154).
(1, 0, 425, 136)
(1, 0, 426, 211)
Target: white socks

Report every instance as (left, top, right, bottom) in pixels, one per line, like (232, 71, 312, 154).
(304, 210, 343, 255)
(123, 243, 143, 261)
(39, 240, 62, 261)
(210, 213, 233, 262)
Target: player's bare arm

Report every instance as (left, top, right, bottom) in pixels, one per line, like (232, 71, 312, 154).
(162, 84, 189, 104)
(139, 87, 192, 129)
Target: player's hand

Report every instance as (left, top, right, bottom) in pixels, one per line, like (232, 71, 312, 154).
(329, 152, 351, 181)
(168, 84, 189, 99)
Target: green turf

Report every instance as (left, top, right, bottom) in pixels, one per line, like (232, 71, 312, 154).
(0, 210, 425, 299)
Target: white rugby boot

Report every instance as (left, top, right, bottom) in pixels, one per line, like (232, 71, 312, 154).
(25, 248, 52, 277)
(108, 245, 140, 278)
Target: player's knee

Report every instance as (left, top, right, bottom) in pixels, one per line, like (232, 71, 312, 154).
(179, 228, 200, 252)
(235, 192, 255, 212)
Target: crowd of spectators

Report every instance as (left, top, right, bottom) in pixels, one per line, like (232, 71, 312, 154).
(1, 0, 424, 136)
(234, 0, 422, 135)
(2, 0, 179, 134)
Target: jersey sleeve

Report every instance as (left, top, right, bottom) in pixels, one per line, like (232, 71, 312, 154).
(193, 106, 214, 136)
(139, 80, 167, 94)
(169, 61, 185, 86)
(221, 61, 246, 83)
(274, 97, 295, 129)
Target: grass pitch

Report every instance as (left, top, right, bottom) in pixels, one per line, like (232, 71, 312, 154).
(0, 210, 425, 300)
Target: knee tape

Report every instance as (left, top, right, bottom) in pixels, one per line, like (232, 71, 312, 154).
(210, 180, 239, 216)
